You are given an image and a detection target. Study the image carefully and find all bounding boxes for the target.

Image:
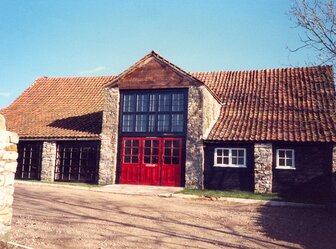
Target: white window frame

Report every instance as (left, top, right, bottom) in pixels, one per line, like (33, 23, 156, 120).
(276, 149, 296, 170)
(214, 148, 247, 168)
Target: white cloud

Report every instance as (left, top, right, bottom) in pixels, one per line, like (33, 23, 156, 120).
(79, 66, 106, 75)
(0, 92, 10, 97)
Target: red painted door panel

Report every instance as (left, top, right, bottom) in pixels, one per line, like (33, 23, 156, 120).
(120, 137, 182, 186)
(161, 138, 182, 187)
(120, 138, 141, 184)
(140, 138, 161, 185)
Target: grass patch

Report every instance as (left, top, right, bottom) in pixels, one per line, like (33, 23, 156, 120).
(178, 189, 280, 201)
(178, 189, 333, 204)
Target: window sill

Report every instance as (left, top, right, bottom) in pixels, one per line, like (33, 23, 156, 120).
(275, 166, 296, 170)
(214, 165, 247, 168)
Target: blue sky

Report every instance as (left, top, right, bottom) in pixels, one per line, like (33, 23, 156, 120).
(0, 0, 317, 109)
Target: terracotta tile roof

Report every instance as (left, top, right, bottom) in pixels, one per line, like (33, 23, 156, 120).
(1, 63, 335, 143)
(1, 76, 115, 139)
(191, 65, 336, 142)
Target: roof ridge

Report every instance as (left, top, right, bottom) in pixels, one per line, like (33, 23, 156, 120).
(190, 65, 333, 75)
(36, 75, 116, 80)
(104, 50, 205, 88)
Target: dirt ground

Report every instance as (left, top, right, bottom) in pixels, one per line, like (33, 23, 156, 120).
(9, 184, 336, 249)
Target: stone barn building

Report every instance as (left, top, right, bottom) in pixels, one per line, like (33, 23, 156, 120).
(1, 51, 336, 195)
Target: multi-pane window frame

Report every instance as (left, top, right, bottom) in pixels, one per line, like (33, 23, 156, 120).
(276, 149, 295, 170)
(120, 89, 187, 134)
(214, 148, 247, 168)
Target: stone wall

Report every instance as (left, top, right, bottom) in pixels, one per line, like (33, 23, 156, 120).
(99, 87, 119, 184)
(0, 116, 18, 242)
(185, 86, 221, 189)
(254, 143, 273, 193)
(40, 141, 56, 181)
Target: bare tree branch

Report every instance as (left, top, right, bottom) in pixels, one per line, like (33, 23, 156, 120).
(289, 0, 336, 68)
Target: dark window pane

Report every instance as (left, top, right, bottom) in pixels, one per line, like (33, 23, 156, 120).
(173, 149, 179, 157)
(286, 150, 293, 158)
(172, 93, 184, 111)
(164, 148, 170, 156)
(165, 140, 171, 147)
(149, 94, 156, 112)
(133, 140, 139, 147)
(158, 114, 169, 132)
(135, 114, 147, 132)
(153, 140, 159, 147)
(152, 148, 159, 155)
(125, 140, 131, 147)
(238, 158, 244, 165)
(125, 147, 131, 155)
(173, 140, 179, 147)
(122, 115, 134, 132)
(172, 114, 183, 132)
(238, 150, 244, 157)
(286, 159, 293, 166)
(217, 149, 222, 156)
(152, 156, 158, 164)
(124, 156, 131, 163)
(232, 150, 237, 157)
(144, 156, 150, 164)
(223, 157, 229, 164)
(136, 94, 148, 112)
(164, 157, 171, 164)
(158, 94, 171, 112)
(123, 95, 135, 112)
(217, 157, 223, 164)
(279, 159, 285, 166)
(172, 157, 179, 164)
(148, 115, 156, 132)
(232, 158, 237, 165)
(279, 150, 285, 157)
(132, 156, 138, 163)
(223, 149, 229, 156)
(144, 148, 150, 155)
(145, 140, 151, 147)
(132, 148, 138, 155)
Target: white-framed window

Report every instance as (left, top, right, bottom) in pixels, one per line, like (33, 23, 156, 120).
(276, 149, 295, 169)
(214, 148, 246, 168)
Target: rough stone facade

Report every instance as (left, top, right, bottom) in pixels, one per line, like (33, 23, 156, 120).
(185, 86, 220, 189)
(0, 117, 18, 242)
(40, 141, 56, 181)
(254, 143, 273, 193)
(99, 87, 119, 184)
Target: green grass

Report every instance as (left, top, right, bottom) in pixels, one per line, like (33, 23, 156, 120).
(178, 189, 281, 201)
(178, 189, 334, 205)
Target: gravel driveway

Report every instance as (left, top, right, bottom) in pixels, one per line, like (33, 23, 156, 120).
(10, 184, 336, 249)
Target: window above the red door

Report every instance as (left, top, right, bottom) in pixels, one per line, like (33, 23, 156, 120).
(120, 90, 187, 133)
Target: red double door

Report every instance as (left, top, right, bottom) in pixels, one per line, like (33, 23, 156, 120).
(120, 137, 182, 187)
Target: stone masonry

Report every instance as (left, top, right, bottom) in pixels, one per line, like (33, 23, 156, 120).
(185, 86, 221, 189)
(99, 87, 120, 184)
(40, 141, 57, 181)
(254, 143, 273, 193)
(0, 115, 18, 242)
